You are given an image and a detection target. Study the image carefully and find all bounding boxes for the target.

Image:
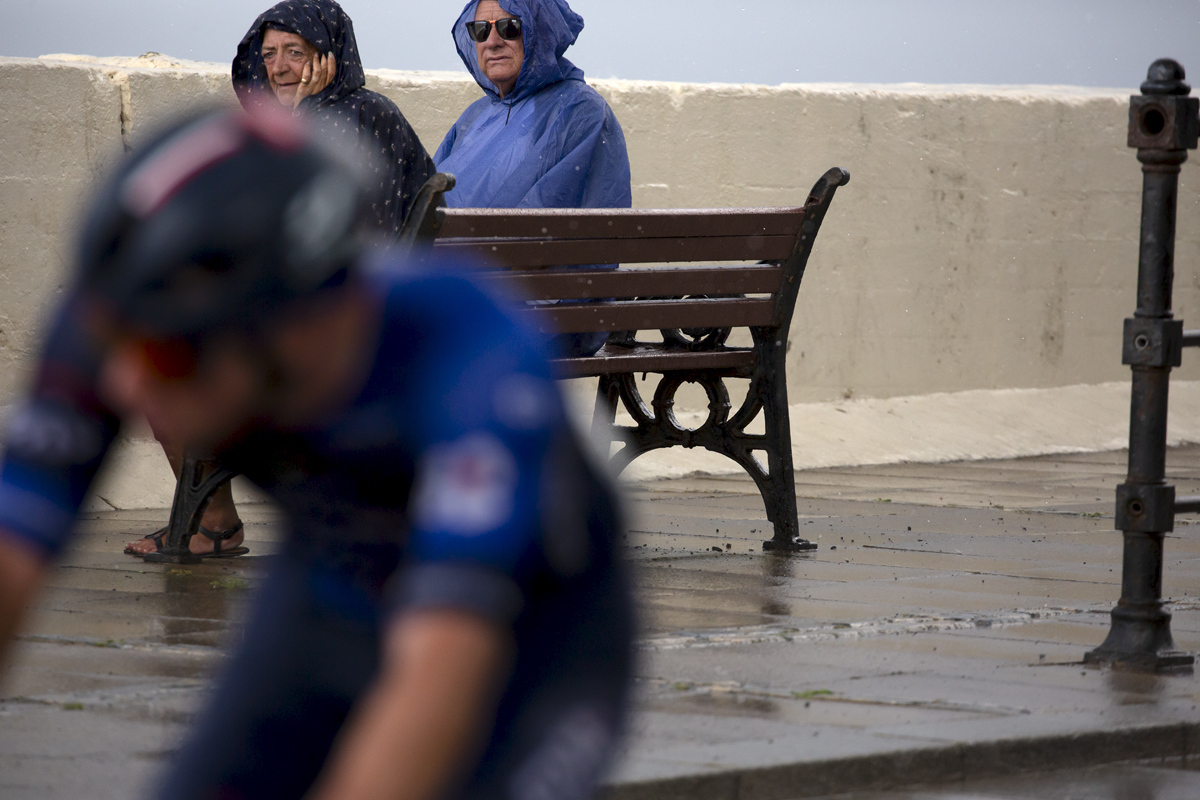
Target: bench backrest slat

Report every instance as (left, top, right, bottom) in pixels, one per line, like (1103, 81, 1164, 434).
(480, 265, 784, 301)
(524, 297, 776, 334)
(552, 348, 757, 378)
(434, 235, 796, 268)
(401, 166, 851, 350)
(437, 207, 805, 240)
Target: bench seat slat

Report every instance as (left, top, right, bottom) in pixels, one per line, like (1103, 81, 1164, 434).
(433, 235, 796, 267)
(481, 265, 784, 300)
(440, 207, 805, 240)
(552, 343, 756, 377)
(523, 297, 775, 333)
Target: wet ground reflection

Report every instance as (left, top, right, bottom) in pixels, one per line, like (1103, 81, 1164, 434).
(7, 450, 1200, 799)
(1104, 667, 1168, 701)
(760, 551, 797, 618)
(810, 761, 1200, 799)
(157, 566, 241, 648)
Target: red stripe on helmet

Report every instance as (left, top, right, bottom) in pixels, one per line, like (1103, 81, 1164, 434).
(239, 101, 307, 151)
(120, 114, 247, 218)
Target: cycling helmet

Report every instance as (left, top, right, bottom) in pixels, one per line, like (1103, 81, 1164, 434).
(78, 105, 367, 341)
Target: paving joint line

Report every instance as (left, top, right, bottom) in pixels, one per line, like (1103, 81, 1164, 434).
(15, 633, 224, 656)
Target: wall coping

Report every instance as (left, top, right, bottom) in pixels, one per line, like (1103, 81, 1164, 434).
(14, 53, 1135, 101)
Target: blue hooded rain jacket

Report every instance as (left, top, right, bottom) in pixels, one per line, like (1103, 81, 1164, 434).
(434, 0, 632, 210)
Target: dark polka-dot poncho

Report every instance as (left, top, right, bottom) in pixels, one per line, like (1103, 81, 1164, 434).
(233, 0, 436, 237)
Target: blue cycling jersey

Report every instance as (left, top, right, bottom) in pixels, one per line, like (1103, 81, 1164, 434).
(1, 264, 581, 605)
(0, 259, 633, 800)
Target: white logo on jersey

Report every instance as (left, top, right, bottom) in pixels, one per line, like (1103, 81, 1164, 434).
(493, 373, 554, 431)
(3, 402, 104, 466)
(411, 432, 519, 536)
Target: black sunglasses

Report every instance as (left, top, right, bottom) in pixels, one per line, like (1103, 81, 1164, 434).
(465, 18, 522, 43)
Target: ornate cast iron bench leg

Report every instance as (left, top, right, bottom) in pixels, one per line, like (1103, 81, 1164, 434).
(756, 331, 813, 552)
(143, 456, 237, 565)
(591, 375, 620, 443)
(593, 359, 816, 554)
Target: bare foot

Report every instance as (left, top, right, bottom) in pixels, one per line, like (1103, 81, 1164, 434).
(124, 521, 245, 556)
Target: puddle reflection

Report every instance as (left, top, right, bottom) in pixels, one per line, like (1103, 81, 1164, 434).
(760, 552, 797, 618)
(1104, 667, 1166, 704)
(159, 568, 239, 647)
(1114, 772, 1157, 800)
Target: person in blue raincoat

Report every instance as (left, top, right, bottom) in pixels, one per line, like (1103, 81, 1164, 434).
(436, 0, 632, 356)
(436, 0, 631, 209)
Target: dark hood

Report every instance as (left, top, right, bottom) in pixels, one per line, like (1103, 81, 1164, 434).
(451, 0, 585, 104)
(233, 0, 366, 109)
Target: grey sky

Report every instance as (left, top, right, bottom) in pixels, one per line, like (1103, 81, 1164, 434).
(4, 0, 1200, 88)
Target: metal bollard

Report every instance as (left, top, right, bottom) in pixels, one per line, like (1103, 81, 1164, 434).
(1085, 59, 1199, 671)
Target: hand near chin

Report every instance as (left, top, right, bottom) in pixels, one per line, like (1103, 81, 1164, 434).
(293, 52, 337, 109)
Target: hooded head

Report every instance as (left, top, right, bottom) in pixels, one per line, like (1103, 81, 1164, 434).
(452, 0, 585, 103)
(233, 0, 366, 110)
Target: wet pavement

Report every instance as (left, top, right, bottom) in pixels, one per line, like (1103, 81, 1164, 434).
(802, 760, 1200, 799)
(4, 448, 1200, 798)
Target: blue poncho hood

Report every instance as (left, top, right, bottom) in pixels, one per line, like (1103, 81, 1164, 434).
(435, 0, 631, 210)
(452, 0, 585, 103)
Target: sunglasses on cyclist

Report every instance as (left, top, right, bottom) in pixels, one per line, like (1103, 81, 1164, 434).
(465, 18, 522, 43)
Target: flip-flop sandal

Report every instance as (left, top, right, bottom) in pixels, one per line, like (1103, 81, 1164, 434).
(197, 522, 249, 559)
(124, 526, 167, 556)
(123, 523, 249, 558)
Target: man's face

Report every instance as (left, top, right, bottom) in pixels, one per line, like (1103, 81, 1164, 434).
(99, 334, 267, 453)
(474, 0, 524, 98)
(261, 28, 317, 107)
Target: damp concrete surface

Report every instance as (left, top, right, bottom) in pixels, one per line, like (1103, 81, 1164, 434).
(4, 448, 1200, 799)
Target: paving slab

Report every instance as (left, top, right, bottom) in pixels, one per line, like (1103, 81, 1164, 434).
(799, 760, 1200, 800)
(3, 448, 1200, 798)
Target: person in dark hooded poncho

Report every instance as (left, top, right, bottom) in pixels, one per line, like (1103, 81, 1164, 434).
(436, 0, 632, 357)
(233, 0, 436, 237)
(125, 0, 438, 561)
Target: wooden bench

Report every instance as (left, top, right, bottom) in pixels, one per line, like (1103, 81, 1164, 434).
(411, 166, 850, 553)
(150, 167, 849, 562)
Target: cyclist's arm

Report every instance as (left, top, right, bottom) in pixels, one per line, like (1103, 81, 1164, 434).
(308, 276, 564, 799)
(0, 303, 121, 673)
(307, 608, 512, 800)
(0, 535, 47, 669)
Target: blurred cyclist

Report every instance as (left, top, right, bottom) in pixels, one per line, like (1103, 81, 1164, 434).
(0, 106, 632, 800)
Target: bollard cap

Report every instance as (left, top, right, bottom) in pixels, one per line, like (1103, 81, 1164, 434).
(1142, 58, 1191, 96)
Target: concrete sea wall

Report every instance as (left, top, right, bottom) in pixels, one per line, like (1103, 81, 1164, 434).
(3, 53, 1199, 506)
(5, 54, 1199, 402)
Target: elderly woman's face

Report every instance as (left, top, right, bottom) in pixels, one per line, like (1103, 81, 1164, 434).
(261, 28, 317, 106)
(473, 0, 524, 99)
